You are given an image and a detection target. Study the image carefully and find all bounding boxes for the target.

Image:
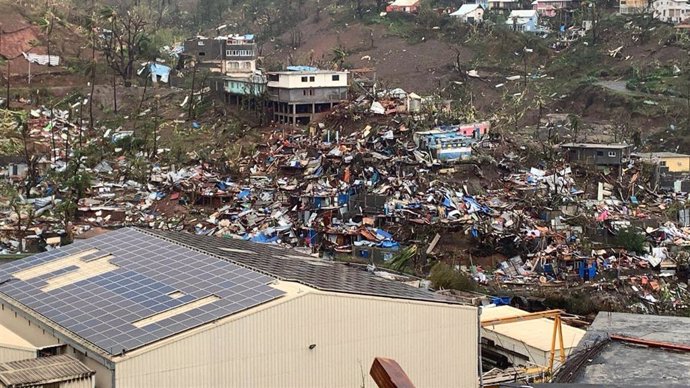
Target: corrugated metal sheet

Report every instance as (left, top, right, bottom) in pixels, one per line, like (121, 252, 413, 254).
(60, 377, 95, 388)
(0, 354, 94, 387)
(116, 289, 478, 388)
(0, 346, 35, 365)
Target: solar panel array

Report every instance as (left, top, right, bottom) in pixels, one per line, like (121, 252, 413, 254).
(149, 229, 451, 303)
(0, 228, 285, 355)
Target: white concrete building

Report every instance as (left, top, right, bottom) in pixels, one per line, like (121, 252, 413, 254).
(652, 0, 690, 23)
(450, 4, 485, 22)
(267, 67, 349, 124)
(0, 228, 479, 388)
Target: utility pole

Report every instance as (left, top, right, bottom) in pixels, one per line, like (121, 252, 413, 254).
(153, 94, 160, 159)
(188, 59, 197, 120)
(1, 26, 8, 109)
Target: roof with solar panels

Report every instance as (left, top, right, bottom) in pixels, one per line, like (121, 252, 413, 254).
(0, 227, 449, 357)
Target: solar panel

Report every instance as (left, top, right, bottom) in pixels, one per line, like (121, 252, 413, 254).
(0, 228, 285, 355)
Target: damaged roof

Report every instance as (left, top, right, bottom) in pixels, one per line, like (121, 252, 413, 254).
(0, 228, 285, 355)
(563, 312, 690, 385)
(0, 355, 94, 387)
(147, 229, 452, 303)
(560, 143, 630, 150)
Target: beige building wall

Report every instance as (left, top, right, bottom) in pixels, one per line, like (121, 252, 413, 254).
(0, 345, 35, 364)
(662, 156, 690, 172)
(60, 377, 96, 388)
(115, 286, 478, 388)
(0, 304, 60, 348)
(0, 303, 113, 388)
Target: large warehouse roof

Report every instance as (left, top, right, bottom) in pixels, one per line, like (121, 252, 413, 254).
(0, 228, 449, 357)
(149, 229, 448, 302)
(0, 228, 284, 355)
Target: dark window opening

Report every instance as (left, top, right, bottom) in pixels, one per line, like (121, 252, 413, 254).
(301, 76, 308, 82)
(332, 75, 340, 81)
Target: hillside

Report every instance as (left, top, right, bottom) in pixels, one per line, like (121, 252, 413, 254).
(0, 0, 688, 149)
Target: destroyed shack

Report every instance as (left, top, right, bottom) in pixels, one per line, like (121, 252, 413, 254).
(634, 152, 690, 191)
(560, 143, 631, 167)
(413, 122, 488, 163)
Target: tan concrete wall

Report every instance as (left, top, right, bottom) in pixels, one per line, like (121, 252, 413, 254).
(0, 345, 35, 364)
(0, 303, 59, 348)
(116, 290, 478, 388)
(0, 304, 112, 388)
(60, 377, 95, 388)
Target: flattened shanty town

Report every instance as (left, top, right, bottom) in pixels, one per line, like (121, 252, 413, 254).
(0, 0, 689, 386)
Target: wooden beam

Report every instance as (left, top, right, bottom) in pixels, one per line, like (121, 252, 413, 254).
(370, 357, 416, 388)
(481, 309, 564, 327)
(610, 334, 690, 352)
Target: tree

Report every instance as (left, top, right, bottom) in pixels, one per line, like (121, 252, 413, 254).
(39, 10, 56, 70)
(46, 152, 93, 243)
(0, 110, 40, 197)
(354, 0, 366, 18)
(0, 183, 34, 241)
(99, 5, 150, 87)
(376, 0, 386, 11)
(332, 47, 348, 69)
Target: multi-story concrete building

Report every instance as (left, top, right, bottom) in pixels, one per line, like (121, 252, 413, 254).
(652, 0, 690, 23)
(185, 34, 268, 106)
(619, 0, 648, 14)
(266, 67, 349, 125)
(183, 34, 258, 75)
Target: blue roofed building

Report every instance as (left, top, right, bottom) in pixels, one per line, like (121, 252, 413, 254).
(0, 228, 479, 388)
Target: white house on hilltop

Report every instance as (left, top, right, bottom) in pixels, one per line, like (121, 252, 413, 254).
(450, 4, 485, 22)
(506, 10, 540, 32)
(652, 0, 690, 23)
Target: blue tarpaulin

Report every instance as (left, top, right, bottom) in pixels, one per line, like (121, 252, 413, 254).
(338, 193, 349, 206)
(145, 63, 171, 83)
(250, 233, 279, 244)
(463, 196, 491, 214)
(374, 229, 393, 240)
(379, 241, 400, 249)
(237, 189, 251, 199)
(287, 65, 319, 72)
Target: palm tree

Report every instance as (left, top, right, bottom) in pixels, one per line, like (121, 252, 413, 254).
(332, 47, 347, 70)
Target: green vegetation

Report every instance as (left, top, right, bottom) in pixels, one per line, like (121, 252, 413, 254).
(615, 228, 647, 254)
(429, 262, 478, 292)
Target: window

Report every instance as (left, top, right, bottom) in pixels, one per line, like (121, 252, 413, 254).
(268, 74, 279, 82)
(332, 75, 340, 81)
(309, 76, 315, 82)
(197, 41, 204, 46)
(226, 50, 254, 57)
(660, 161, 667, 166)
(198, 52, 205, 56)
(301, 76, 308, 82)
(608, 151, 617, 157)
(596, 151, 604, 156)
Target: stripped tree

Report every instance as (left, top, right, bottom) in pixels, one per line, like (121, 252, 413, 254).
(98, 4, 150, 87)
